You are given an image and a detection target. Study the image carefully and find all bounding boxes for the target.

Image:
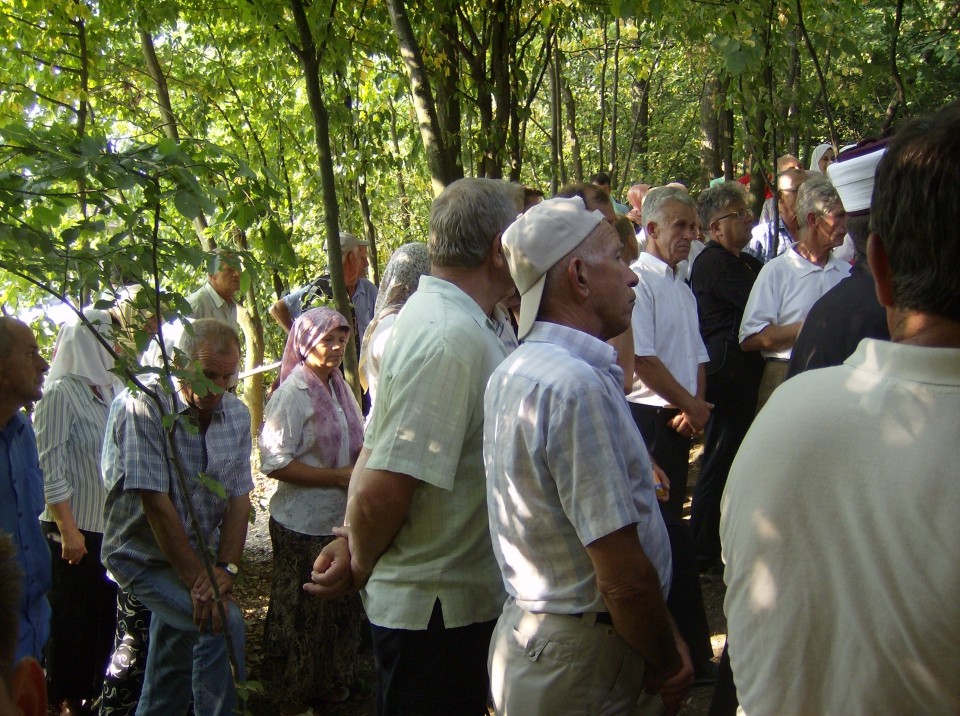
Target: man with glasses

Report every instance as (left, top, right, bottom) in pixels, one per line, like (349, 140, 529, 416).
(739, 174, 851, 412)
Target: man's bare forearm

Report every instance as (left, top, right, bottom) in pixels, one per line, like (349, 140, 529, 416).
(634, 355, 698, 412)
(140, 490, 205, 586)
(217, 493, 251, 566)
(344, 462, 418, 584)
(586, 525, 682, 673)
(740, 322, 802, 352)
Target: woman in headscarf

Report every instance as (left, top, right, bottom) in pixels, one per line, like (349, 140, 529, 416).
(260, 307, 365, 715)
(358, 242, 430, 413)
(35, 308, 125, 715)
(809, 143, 836, 174)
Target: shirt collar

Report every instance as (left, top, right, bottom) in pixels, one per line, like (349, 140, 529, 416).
(203, 281, 229, 308)
(633, 252, 679, 281)
(785, 243, 848, 276)
(418, 275, 497, 332)
(524, 322, 619, 374)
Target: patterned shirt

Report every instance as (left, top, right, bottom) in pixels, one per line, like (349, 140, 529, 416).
(361, 276, 508, 630)
(100, 376, 253, 588)
(484, 322, 672, 614)
(0, 412, 52, 661)
(36, 375, 111, 532)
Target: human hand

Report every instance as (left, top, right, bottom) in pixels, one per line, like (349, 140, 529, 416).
(191, 568, 235, 634)
(59, 528, 87, 565)
(303, 532, 356, 598)
(651, 462, 670, 504)
(658, 637, 694, 716)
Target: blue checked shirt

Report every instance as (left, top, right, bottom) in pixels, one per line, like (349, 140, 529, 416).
(484, 322, 672, 614)
(100, 376, 253, 588)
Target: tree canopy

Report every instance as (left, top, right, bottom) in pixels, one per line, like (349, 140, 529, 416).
(2, 0, 957, 417)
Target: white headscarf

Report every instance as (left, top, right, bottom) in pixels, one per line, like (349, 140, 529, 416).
(809, 143, 833, 174)
(48, 308, 124, 402)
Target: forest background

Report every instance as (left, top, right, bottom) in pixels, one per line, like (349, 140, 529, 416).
(1, 0, 958, 425)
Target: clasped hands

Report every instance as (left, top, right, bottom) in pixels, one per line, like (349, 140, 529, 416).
(302, 526, 366, 599)
(190, 566, 236, 635)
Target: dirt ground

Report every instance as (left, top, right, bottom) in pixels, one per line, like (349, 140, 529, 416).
(235, 439, 726, 715)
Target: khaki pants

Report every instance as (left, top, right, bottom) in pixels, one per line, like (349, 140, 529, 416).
(489, 598, 663, 716)
(755, 360, 790, 415)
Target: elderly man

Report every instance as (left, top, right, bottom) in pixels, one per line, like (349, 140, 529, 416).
(744, 167, 807, 264)
(722, 101, 960, 716)
(627, 186, 716, 682)
(485, 196, 692, 715)
(186, 249, 242, 331)
(739, 173, 851, 411)
(787, 141, 891, 377)
(688, 183, 764, 573)
(306, 178, 522, 714)
(0, 318, 51, 665)
(0, 532, 48, 716)
(270, 231, 378, 346)
(101, 319, 252, 716)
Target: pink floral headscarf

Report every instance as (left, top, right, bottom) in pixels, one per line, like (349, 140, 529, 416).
(279, 307, 364, 467)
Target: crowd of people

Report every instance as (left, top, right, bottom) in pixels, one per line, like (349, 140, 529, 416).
(1, 99, 958, 716)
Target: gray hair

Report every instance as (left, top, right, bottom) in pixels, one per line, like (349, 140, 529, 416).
(176, 318, 241, 363)
(795, 174, 840, 226)
(642, 186, 697, 229)
(697, 182, 747, 238)
(429, 178, 524, 268)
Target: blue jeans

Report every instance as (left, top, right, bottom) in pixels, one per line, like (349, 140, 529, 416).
(130, 566, 245, 716)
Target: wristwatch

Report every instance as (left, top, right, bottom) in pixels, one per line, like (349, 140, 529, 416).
(217, 561, 240, 576)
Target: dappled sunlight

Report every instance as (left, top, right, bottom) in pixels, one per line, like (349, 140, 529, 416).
(747, 558, 777, 613)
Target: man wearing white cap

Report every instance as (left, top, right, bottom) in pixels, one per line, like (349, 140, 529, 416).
(484, 196, 692, 716)
(786, 140, 890, 377)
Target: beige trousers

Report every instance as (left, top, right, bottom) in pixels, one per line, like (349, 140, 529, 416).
(755, 359, 790, 415)
(488, 598, 664, 716)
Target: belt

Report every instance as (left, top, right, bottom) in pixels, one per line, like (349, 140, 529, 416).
(570, 611, 614, 626)
(765, 357, 789, 363)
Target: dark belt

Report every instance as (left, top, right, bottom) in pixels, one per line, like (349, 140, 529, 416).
(765, 357, 789, 363)
(571, 611, 614, 626)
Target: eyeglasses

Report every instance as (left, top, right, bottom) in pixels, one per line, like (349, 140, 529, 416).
(714, 208, 752, 222)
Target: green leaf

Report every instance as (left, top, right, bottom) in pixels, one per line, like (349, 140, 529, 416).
(197, 471, 227, 499)
(174, 190, 202, 220)
(158, 137, 179, 158)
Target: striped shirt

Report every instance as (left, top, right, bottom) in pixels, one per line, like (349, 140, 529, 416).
(100, 376, 253, 588)
(35, 375, 111, 533)
(484, 322, 672, 614)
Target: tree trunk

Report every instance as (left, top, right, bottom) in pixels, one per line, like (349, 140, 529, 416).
(385, 0, 459, 195)
(560, 58, 581, 184)
(608, 20, 620, 184)
(139, 27, 212, 250)
(549, 43, 561, 194)
(288, 0, 360, 401)
(597, 22, 608, 172)
(436, 8, 464, 178)
(699, 74, 722, 186)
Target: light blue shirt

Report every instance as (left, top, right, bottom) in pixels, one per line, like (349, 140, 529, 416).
(484, 322, 672, 614)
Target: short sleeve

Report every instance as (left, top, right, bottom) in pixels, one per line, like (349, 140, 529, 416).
(34, 381, 75, 505)
(631, 278, 657, 357)
(739, 266, 779, 342)
(260, 382, 310, 474)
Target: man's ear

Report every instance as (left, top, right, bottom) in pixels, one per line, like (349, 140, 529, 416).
(490, 232, 507, 270)
(10, 657, 47, 716)
(867, 233, 895, 308)
(566, 257, 590, 298)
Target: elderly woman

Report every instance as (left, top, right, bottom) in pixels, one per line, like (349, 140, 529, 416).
(35, 309, 124, 716)
(358, 242, 430, 412)
(260, 308, 365, 715)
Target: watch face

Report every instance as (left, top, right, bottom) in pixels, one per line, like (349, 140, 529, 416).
(220, 562, 239, 576)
